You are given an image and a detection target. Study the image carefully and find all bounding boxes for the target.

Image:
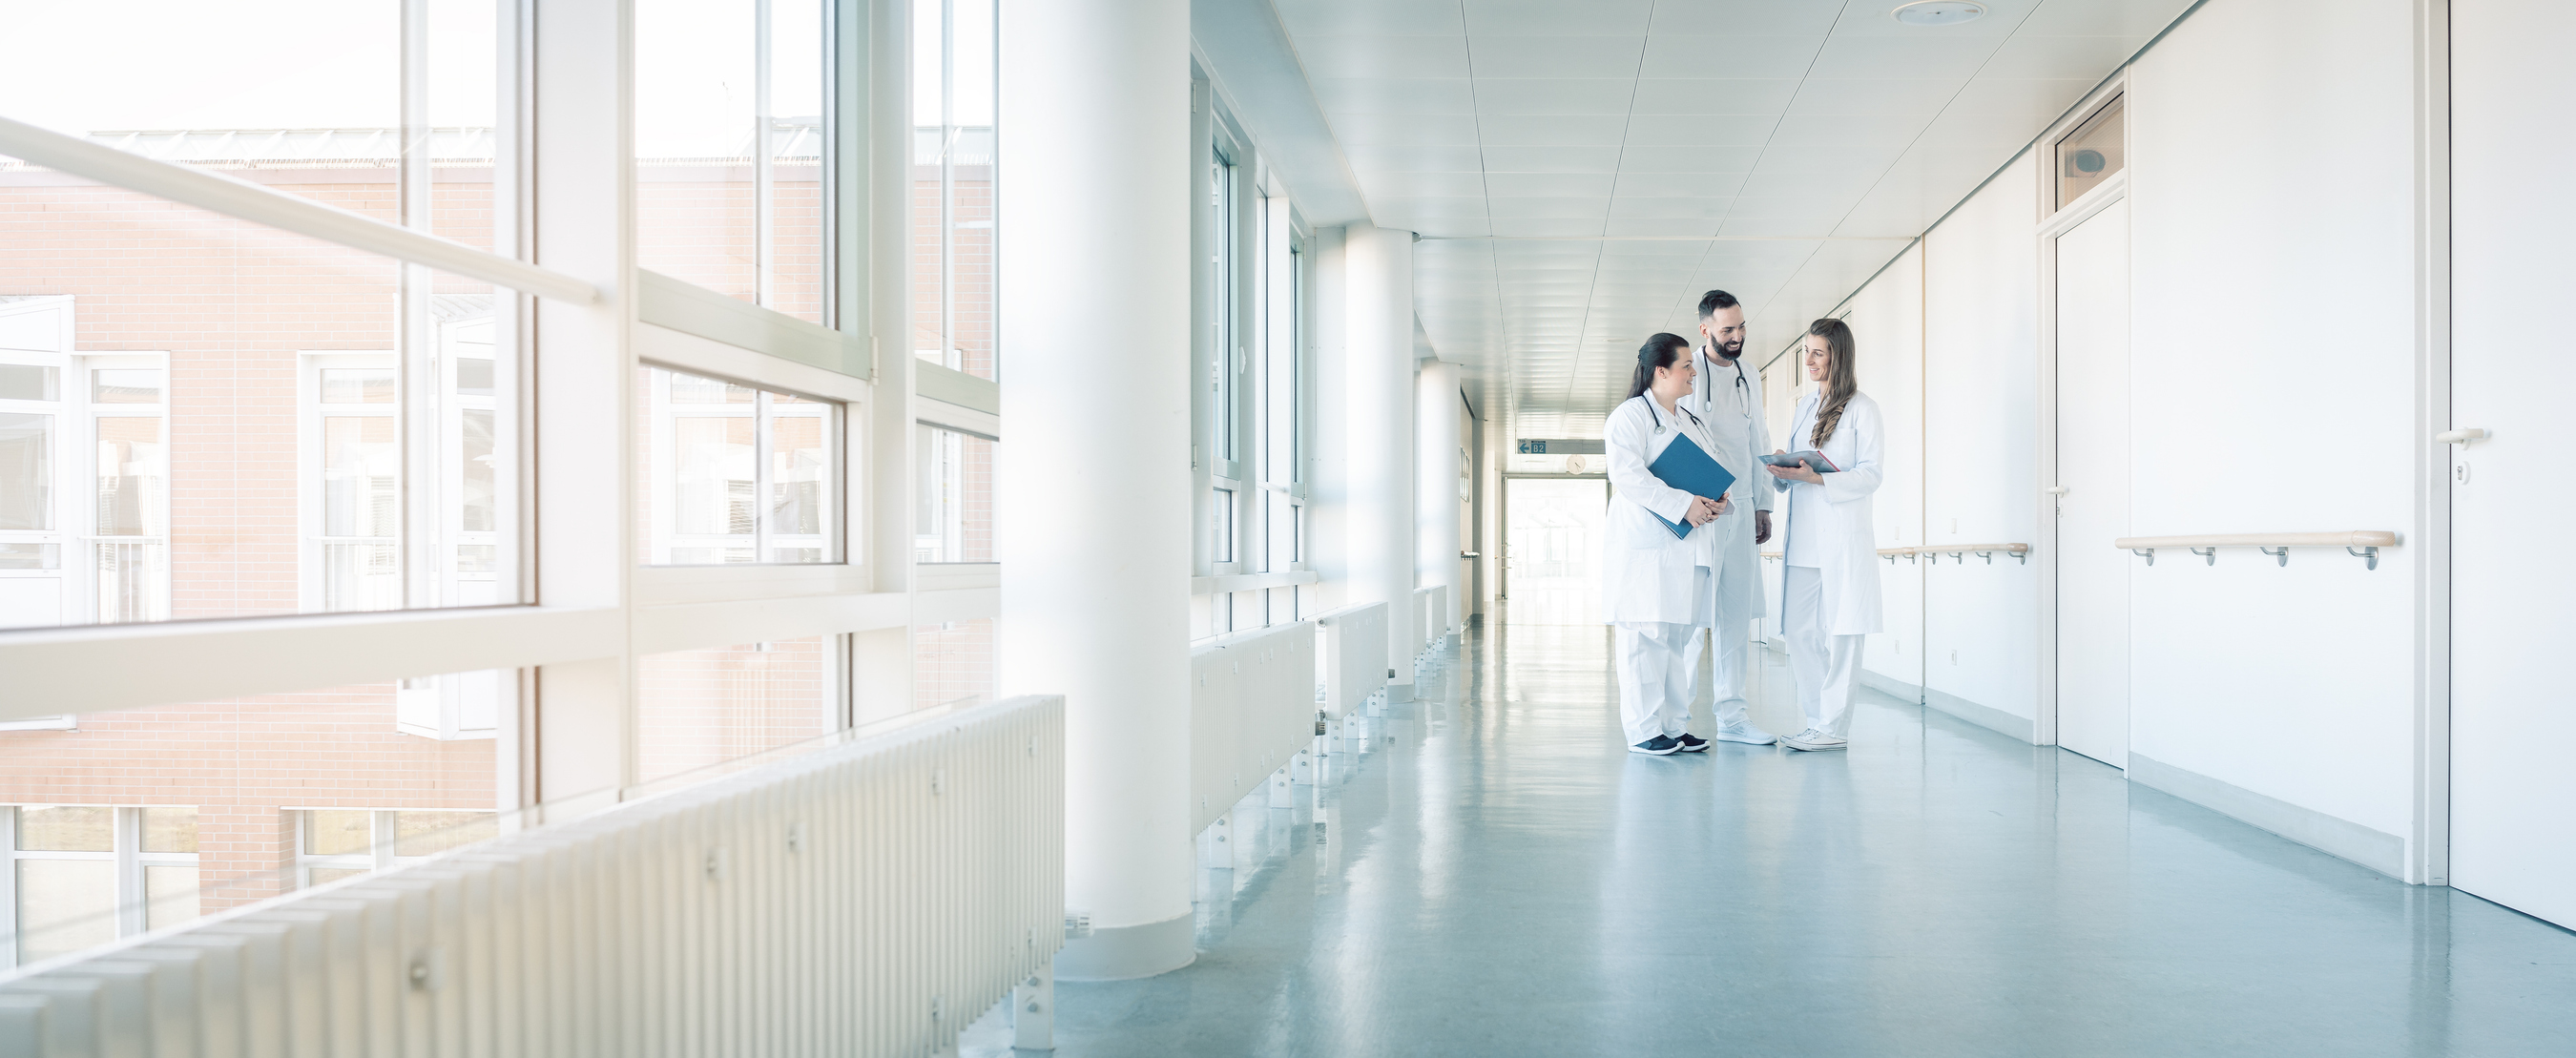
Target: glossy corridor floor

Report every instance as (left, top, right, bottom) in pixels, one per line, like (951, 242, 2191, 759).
(964, 606, 2576, 1057)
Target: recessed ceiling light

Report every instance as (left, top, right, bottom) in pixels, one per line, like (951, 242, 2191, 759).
(1892, 1, 1986, 27)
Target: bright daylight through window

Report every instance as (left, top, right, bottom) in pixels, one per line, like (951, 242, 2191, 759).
(637, 365, 841, 565)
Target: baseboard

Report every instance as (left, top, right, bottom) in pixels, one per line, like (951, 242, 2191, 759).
(2126, 752, 2407, 881)
(1053, 911, 1195, 981)
(1857, 668, 1922, 705)
(1921, 685, 2035, 743)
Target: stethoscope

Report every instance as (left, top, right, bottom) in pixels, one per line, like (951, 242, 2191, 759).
(1643, 394, 1704, 437)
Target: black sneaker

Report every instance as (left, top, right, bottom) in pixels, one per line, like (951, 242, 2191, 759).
(1630, 735, 1682, 756)
(1673, 733, 1711, 753)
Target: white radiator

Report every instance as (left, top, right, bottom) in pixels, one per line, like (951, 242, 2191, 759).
(0, 695, 1067, 1058)
(1189, 622, 1317, 833)
(1312, 602, 1387, 721)
(1410, 585, 1448, 660)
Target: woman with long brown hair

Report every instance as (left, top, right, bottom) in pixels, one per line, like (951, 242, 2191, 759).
(1763, 318, 1885, 752)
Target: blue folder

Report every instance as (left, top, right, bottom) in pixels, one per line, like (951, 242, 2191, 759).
(1645, 431, 1736, 540)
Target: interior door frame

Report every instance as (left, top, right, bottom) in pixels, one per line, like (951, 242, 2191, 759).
(2035, 75, 2130, 752)
(2410, 0, 2451, 888)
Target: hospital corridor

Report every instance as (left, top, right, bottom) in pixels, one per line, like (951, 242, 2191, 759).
(1, 0, 2572, 1054)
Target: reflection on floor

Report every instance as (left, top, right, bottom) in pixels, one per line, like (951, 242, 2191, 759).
(965, 606, 2576, 1057)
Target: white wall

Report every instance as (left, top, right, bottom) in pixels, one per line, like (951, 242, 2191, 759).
(1841, 245, 1926, 695)
(1307, 225, 1350, 616)
(1804, 0, 2429, 878)
(2124, 0, 2422, 859)
(1923, 156, 2042, 737)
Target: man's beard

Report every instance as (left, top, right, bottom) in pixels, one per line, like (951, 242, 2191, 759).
(1712, 337, 1744, 361)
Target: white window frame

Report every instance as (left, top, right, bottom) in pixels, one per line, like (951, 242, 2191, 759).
(289, 807, 499, 890)
(298, 351, 403, 615)
(0, 804, 202, 971)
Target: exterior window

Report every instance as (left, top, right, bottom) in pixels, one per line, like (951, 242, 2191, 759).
(636, 637, 841, 785)
(912, 0, 999, 379)
(635, 0, 832, 323)
(2055, 94, 2126, 209)
(912, 618, 997, 713)
(0, 301, 173, 633)
(4, 805, 202, 966)
(305, 355, 401, 612)
(914, 425, 992, 563)
(1211, 148, 1241, 469)
(639, 365, 841, 565)
(293, 808, 500, 889)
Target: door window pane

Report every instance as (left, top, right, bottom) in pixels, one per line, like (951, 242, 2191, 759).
(17, 806, 112, 852)
(139, 807, 197, 853)
(640, 366, 841, 565)
(92, 368, 161, 405)
(2056, 95, 2126, 209)
(143, 864, 198, 931)
(17, 859, 114, 964)
(0, 413, 52, 531)
(635, 0, 831, 323)
(637, 637, 840, 784)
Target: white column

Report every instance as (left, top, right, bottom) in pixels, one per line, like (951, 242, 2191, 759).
(1417, 359, 1462, 634)
(997, 0, 1195, 980)
(1345, 222, 1417, 698)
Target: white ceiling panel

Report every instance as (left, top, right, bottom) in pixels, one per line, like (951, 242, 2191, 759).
(1461, 0, 1657, 37)
(1465, 36, 1648, 78)
(1472, 78, 1638, 115)
(1481, 145, 1625, 173)
(1473, 114, 1631, 146)
(1290, 35, 1473, 78)
(1272, 0, 1465, 37)
(1263, 0, 2195, 438)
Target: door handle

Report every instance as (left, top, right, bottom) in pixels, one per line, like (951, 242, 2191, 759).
(2043, 487, 2069, 495)
(2435, 428, 2487, 446)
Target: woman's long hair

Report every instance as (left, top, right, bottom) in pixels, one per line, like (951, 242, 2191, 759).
(1626, 332, 1693, 401)
(1807, 319, 1858, 448)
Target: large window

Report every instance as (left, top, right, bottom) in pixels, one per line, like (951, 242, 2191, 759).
(912, 0, 998, 381)
(636, 0, 833, 323)
(638, 366, 842, 566)
(0, 313, 171, 631)
(636, 637, 841, 785)
(5, 805, 200, 965)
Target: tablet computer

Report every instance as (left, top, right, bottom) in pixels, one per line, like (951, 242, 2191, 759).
(1759, 451, 1839, 473)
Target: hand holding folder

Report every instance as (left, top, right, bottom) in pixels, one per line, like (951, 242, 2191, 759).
(1645, 433, 1736, 540)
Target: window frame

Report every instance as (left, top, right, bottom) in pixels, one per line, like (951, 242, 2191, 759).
(0, 803, 202, 970)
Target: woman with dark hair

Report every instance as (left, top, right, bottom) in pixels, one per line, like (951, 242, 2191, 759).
(1765, 319, 1885, 752)
(1602, 332, 1732, 756)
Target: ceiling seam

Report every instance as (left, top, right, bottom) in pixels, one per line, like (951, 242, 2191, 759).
(1556, 0, 1657, 413)
(1812, 0, 2045, 239)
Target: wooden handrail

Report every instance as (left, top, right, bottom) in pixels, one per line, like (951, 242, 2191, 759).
(2113, 530, 2399, 570)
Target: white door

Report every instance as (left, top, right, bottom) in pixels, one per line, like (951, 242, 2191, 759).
(1503, 477, 1606, 626)
(2449, 2, 2576, 929)
(2054, 198, 2130, 767)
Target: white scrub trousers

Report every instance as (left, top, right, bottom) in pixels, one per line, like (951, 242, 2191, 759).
(1702, 535, 1761, 730)
(1616, 568, 1713, 746)
(1782, 565, 1863, 736)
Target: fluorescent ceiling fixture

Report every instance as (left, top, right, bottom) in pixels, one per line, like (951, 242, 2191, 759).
(1891, 1, 1986, 26)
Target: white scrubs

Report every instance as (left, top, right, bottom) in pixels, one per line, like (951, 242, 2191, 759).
(1683, 347, 1772, 730)
(1772, 389, 1888, 737)
(1601, 394, 1727, 747)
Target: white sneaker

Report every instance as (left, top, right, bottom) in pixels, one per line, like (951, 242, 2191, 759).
(1709, 720, 1777, 745)
(1781, 728, 1849, 752)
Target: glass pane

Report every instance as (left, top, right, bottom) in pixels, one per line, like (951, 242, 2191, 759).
(635, 0, 830, 324)
(0, 412, 53, 531)
(17, 805, 113, 852)
(144, 864, 199, 931)
(0, 0, 496, 247)
(17, 859, 115, 964)
(95, 416, 165, 537)
(637, 637, 838, 784)
(308, 866, 370, 885)
(913, 0, 1000, 381)
(2056, 95, 2125, 209)
(0, 174, 524, 626)
(639, 366, 839, 566)
(0, 542, 58, 570)
(140, 806, 197, 853)
(392, 810, 498, 858)
(304, 809, 373, 857)
(914, 425, 991, 563)
(92, 368, 162, 405)
(910, 618, 997, 715)
(0, 364, 58, 402)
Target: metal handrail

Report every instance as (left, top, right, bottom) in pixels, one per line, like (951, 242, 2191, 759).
(1760, 544, 2031, 566)
(2114, 530, 2399, 570)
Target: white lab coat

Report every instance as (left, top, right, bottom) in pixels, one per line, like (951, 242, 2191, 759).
(1772, 390, 1887, 636)
(1683, 346, 1772, 620)
(1601, 394, 1727, 628)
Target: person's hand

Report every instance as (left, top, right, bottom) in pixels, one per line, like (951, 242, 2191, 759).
(1712, 492, 1732, 516)
(1765, 458, 1823, 486)
(1754, 509, 1773, 544)
(1684, 496, 1722, 527)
